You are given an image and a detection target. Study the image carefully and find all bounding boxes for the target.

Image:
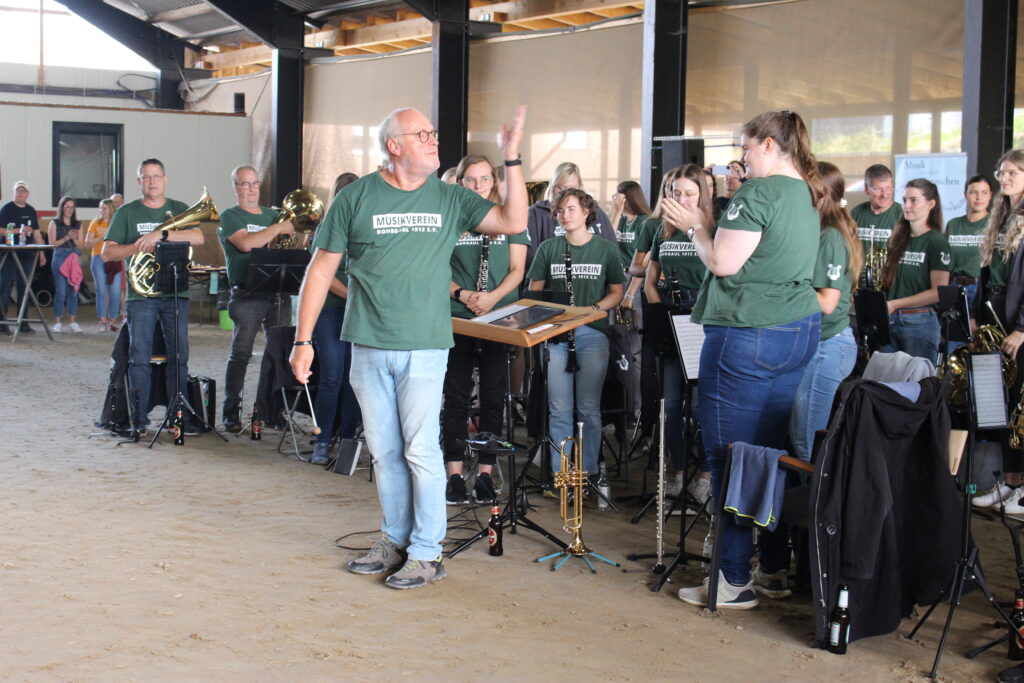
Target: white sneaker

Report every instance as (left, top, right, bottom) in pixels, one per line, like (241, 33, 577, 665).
(678, 569, 759, 609)
(52, 322, 63, 333)
(689, 476, 712, 506)
(751, 565, 792, 599)
(663, 471, 684, 498)
(973, 483, 1013, 508)
(1002, 487, 1024, 515)
(69, 322, 82, 333)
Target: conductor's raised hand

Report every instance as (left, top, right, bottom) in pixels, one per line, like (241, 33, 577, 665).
(289, 344, 315, 385)
(499, 105, 527, 161)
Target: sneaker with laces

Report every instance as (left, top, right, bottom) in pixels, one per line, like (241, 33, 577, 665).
(1002, 487, 1024, 515)
(751, 565, 792, 599)
(974, 484, 1014, 508)
(678, 570, 759, 609)
(52, 322, 63, 333)
(69, 322, 82, 333)
(446, 474, 469, 505)
(472, 472, 497, 504)
(385, 556, 446, 590)
(347, 538, 406, 575)
(688, 476, 712, 506)
(310, 442, 330, 466)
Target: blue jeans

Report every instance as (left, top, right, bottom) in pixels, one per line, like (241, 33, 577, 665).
(51, 248, 78, 319)
(312, 306, 360, 445)
(126, 298, 190, 430)
(698, 313, 821, 585)
(547, 325, 609, 475)
(881, 309, 940, 364)
(788, 327, 857, 463)
(348, 345, 448, 561)
(224, 289, 292, 417)
(90, 254, 121, 320)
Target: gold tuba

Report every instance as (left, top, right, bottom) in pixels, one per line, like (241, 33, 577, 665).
(268, 189, 325, 249)
(127, 188, 219, 298)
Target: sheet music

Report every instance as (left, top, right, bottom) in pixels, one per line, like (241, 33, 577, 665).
(670, 314, 705, 380)
(971, 353, 1008, 429)
(472, 303, 527, 324)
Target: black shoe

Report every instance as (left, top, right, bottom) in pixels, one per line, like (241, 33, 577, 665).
(222, 409, 242, 433)
(184, 422, 201, 437)
(0, 325, 9, 336)
(472, 472, 498, 504)
(446, 474, 469, 505)
(19, 324, 35, 334)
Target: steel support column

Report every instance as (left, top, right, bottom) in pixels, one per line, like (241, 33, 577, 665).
(962, 0, 1018, 177)
(640, 1, 687, 204)
(430, 0, 471, 173)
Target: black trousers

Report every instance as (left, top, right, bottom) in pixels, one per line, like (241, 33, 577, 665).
(441, 333, 507, 464)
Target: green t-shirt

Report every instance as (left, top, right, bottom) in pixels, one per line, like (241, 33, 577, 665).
(634, 216, 662, 254)
(945, 214, 988, 279)
(526, 235, 627, 333)
(813, 227, 854, 342)
(218, 205, 279, 288)
(322, 258, 350, 310)
(449, 230, 531, 319)
(886, 230, 951, 302)
(651, 228, 707, 291)
(851, 201, 903, 257)
(104, 198, 190, 301)
(615, 215, 647, 271)
(311, 172, 494, 349)
(988, 218, 1013, 288)
(690, 176, 820, 328)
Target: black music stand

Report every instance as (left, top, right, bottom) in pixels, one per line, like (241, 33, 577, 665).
(244, 247, 310, 296)
(853, 288, 891, 357)
(146, 242, 227, 447)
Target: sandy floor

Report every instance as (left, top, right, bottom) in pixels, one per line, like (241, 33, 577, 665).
(0, 309, 1018, 681)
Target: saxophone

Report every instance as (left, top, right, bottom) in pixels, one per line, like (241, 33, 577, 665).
(564, 241, 580, 373)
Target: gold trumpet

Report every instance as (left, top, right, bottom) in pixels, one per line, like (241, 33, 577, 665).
(268, 189, 325, 249)
(127, 188, 219, 297)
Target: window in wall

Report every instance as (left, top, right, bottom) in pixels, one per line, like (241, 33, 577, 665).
(52, 121, 123, 207)
(907, 113, 933, 153)
(810, 116, 894, 156)
(940, 111, 962, 153)
(1014, 109, 1024, 150)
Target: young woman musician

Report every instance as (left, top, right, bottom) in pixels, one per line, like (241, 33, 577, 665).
(609, 180, 652, 273)
(528, 188, 626, 476)
(972, 150, 1024, 512)
(85, 199, 121, 331)
(878, 179, 951, 363)
(48, 195, 84, 333)
(442, 154, 529, 505)
(664, 110, 822, 609)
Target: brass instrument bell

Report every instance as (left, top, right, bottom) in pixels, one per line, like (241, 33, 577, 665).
(268, 189, 325, 249)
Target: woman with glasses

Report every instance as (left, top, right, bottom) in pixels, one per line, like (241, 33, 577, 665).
(877, 179, 950, 363)
(48, 196, 84, 333)
(663, 110, 822, 609)
(442, 154, 529, 505)
(971, 151, 1024, 513)
(528, 188, 626, 476)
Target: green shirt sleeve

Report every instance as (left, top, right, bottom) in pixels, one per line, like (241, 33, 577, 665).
(218, 208, 246, 242)
(718, 180, 777, 233)
(927, 232, 952, 273)
(603, 241, 628, 284)
(449, 183, 495, 234)
(510, 229, 531, 246)
(635, 217, 660, 253)
(650, 233, 663, 263)
(312, 190, 353, 255)
(104, 207, 129, 244)
(812, 228, 848, 289)
(527, 239, 552, 283)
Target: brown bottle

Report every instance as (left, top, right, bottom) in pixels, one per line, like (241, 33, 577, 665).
(251, 403, 262, 441)
(827, 584, 850, 655)
(488, 506, 503, 556)
(1009, 590, 1024, 660)
(173, 407, 185, 446)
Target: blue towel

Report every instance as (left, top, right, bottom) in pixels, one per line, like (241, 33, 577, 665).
(724, 442, 787, 531)
(880, 381, 921, 402)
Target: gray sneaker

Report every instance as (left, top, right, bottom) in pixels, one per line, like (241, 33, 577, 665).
(384, 557, 446, 590)
(347, 538, 406, 575)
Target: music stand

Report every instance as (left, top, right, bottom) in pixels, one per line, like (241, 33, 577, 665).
(244, 248, 310, 297)
(446, 299, 604, 558)
(853, 288, 891, 356)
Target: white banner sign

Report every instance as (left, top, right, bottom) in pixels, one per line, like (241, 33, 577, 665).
(893, 153, 969, 221)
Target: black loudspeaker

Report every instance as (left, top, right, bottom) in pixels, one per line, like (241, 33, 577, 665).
(650, 138, 705, 206)
(233, 92, 246, 114)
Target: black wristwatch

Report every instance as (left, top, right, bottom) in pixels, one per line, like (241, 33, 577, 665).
(452, 287, 464, 301)
(504, 156, 522, 167)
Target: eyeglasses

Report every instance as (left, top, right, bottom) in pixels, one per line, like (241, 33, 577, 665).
(235, 181, 260, 189)
(140, 175, 164, 182)
(462, 175, 492, 185)
(995, 169, 1023, 180)
(396, 129, 439, 143)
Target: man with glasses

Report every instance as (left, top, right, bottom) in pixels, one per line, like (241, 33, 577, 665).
(851, 164, 903, 271)
(217, 165, 296, 432)
(103, 158, 204, 435)
(291, 106, 529, 590)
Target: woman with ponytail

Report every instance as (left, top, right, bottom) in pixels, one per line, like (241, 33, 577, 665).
(878, 179, 951, 363)
(789, 161, 863, 464)
(663, 110, 822, 609)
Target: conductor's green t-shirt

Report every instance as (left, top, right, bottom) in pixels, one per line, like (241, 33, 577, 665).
(311, 172, 494, 349)
(104, 198, 189, 301)
(690, 176, 820, 327)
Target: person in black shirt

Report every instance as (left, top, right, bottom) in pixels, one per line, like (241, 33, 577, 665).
(0, 180, 45, 335)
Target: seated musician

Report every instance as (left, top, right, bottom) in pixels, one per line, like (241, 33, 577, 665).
(527, 189, 625, 476)
(218, 165, 296, 432)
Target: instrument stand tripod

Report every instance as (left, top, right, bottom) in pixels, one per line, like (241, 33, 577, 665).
(146, 251, 227, 448)
(965, 509, 1024, 661)
(906, 339, 1013, 678)
(535, 530, 620, 573)
(447, 344, 566, 559)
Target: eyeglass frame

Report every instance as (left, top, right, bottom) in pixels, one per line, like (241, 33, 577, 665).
(234, 181, 261, 189)
(995, 169, 1023, 179)
(394, 129, 440, 144)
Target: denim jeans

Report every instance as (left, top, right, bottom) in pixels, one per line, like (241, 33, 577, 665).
(698, 312, 821, 585)
(881, 309, 940, 364)
(224, 289, 291, 418)
(788, 327, 857, 463)
(547, 325, 609, 475)
(126, 297, 190, 429)
(311, 306, 361, 446)
(441, 333, 507, 465)
(51, 248, 78, 319)
(349, 345, 449, 561)
(90, 254, 122, 320)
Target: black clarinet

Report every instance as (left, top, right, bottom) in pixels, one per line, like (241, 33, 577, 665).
(564, 241, 580, 373)
(667, 273, 682, 310)
(473, 236, 490, 355)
